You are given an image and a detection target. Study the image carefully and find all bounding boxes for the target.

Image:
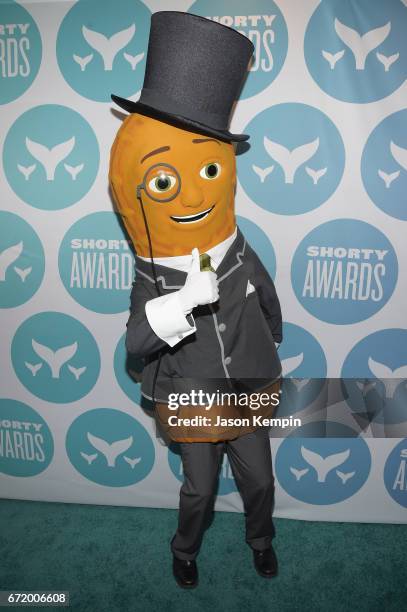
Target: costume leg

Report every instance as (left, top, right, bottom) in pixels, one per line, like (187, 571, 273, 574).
(226, 426, 275, 550)
(171, 440, 225, 560)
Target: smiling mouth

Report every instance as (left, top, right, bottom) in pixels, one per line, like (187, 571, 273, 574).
(170, 205, 215, 224)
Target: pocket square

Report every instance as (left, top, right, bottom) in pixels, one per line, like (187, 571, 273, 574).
(246, 279, 256, 297)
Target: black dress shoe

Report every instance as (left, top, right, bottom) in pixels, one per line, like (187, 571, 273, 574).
(253, 545, 278, 578)
(173, 555, 198, 588)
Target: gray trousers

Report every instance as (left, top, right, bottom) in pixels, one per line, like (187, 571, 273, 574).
(170, 426, 275, 560)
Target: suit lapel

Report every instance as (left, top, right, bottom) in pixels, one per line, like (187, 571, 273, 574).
(135, 258, 186, 290)
(216, 227, 246, 283)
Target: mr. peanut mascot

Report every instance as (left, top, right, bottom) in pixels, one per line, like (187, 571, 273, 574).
(109, 11, 283, 588)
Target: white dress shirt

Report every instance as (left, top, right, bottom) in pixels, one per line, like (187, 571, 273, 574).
(139, 227, 279, 351)
(139, 228, 237, 347)
(138, 226, 237, 273)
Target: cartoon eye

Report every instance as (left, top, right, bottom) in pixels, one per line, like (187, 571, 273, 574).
(199, 162, 221, 180)
(148, 172, 177, 193)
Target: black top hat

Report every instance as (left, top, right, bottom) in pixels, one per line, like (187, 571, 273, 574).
(111, 11, 254, 142)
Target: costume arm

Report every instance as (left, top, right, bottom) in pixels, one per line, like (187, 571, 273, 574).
(125, 277, 196, 358)
(145, 292, 196, 347)
(252, 252, 283, 344)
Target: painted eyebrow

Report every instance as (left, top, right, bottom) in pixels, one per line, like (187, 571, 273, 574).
(141, 145, 170, 164)
(192, 138, 221, 145)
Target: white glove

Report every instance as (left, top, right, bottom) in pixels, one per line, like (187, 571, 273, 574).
(178, 247, 219, 313)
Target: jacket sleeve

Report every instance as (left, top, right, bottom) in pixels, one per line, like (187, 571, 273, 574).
(251, 251, 283, 344)
(125, 277, 168, 358)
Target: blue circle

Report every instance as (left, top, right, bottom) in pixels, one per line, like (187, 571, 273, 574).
(66, 408, 155, 486)
(0, 211, 45, 307)
(362, 109, 407, 221)
(11, 312, 101, 403)
(56, 0, 151, 102)
(291, 219, 398, 324)
(384, 439, 407, 508)
(280, 322, 327, 378)
(58, 211, 135, 314)
(237, 103, 345, 215)
(3, 104, 99, 210)
(189, 0, 288, 100)
(275, 322, 327, 418)
(0, 1, 42, 104)
(0, 399, 53, 476)
(305, 0, 407, 103)
(275, 422, 371, 504)
(341, 329, 407, 425)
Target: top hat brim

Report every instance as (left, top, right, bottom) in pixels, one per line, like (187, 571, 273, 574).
(111, 94, 250, 143)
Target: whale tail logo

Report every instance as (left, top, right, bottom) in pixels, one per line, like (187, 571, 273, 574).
(87, 432, 133, 467)
(73, 53, 93, 71)
(123, 456, 142, 469)
(17, 164, 36, 181)
(31, 339, 78, 378)
(336, 469, 355, 484)
(281, 352, 304, 376)
(390, 141, 407, 172)
(64, 163, 84, 181)
(26, 136, 75, 181)
(356, 379, 377, 397)
(67, 364, 86, 380)
(301, 446, 350, 482)
(378, 169, 400, 188)
(82, 24, 136, 71)
(376, 52, 399, 72)
(123, 52, 144, 70)
(306, 166, 327, 185)
(14, 266, 32, 282)
(25, 362, 42, 376)
(368, 356, 407, 399)
(322, 49, 345, 69)
(0, 241, 23, 281)
(81, 452, 98, 465)
(291, 378, 310, 391)
(264, 137, 319, 183)
(334, 18, 391, 70)
(290, 467, 309, 481)
(252, 164, 274, 183)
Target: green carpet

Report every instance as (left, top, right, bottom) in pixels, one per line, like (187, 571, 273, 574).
(0, 499, 405, 611)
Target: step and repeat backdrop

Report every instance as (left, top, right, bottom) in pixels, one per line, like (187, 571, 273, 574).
(1, 0, 406, 522)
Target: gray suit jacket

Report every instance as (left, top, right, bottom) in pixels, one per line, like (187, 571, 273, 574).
(126, 227, 283, 402)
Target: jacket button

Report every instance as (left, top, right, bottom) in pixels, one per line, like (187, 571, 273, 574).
(218, 323, 226, 332)
(224, 356, 232, 365)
